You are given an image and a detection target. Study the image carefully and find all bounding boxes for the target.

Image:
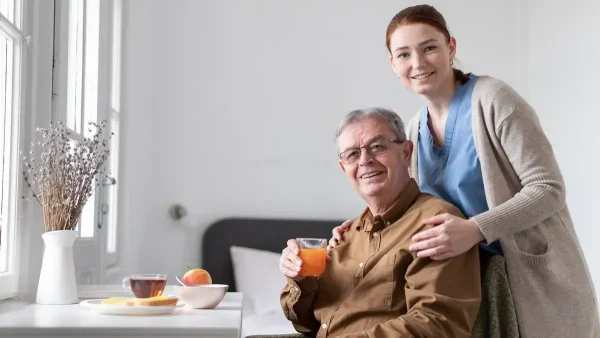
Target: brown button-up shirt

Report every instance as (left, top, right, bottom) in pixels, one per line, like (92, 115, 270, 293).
(280, 179, 481, 338)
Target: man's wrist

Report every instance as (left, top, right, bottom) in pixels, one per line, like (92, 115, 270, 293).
(288, 276, 319, 291)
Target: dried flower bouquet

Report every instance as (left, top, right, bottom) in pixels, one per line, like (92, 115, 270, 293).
(21, 121, 113, 232)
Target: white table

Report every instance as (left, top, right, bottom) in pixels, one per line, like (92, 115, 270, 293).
(0, 287, 243, 338)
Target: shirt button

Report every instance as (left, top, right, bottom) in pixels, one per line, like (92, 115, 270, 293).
(386, 221, 391, 226)
(373, 232, 379, 237)
(322, 324, 328, 329)
(359, 262, 364, 268)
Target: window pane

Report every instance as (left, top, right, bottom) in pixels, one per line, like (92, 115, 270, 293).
(64, 136, 95, 239)
(66, 0, 83, 132)
(0, 27, 6, 222)
(76, 0, 100, 238)
(110, 0, 121, 113)
(107, 0, 122, 255)
(66, 136, 94, 239)
(106, 183, 116, 253)
(0, 34, 5, 272)
(83, 0, 99, 137)
(79, 192, 95, 238)
(0, 30, 13, 273)
(0, 215, 5, 272)
(0, 0, 14, 23)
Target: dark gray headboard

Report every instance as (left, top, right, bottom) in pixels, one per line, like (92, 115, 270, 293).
(201, 217, 344, 292)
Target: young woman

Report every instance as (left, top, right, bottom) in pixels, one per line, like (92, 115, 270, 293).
(328, 5, 599, 338)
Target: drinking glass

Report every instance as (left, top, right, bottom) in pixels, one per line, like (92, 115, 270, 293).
(296, 238, 327, 277)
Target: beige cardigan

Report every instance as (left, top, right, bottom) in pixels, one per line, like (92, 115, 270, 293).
(407, 75, 599, 338)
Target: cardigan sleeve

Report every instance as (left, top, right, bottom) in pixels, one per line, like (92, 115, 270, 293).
(472, 102, 566, 243)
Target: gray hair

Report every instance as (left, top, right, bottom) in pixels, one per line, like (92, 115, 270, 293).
(333, 107, 407, 146)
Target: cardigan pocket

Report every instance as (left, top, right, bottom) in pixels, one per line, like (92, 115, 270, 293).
(513, 228, 553, 268)
(516, 242, 552, 267)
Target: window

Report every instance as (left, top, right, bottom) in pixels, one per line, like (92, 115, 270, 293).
(105, 0, 122, 263)
(0, 0, 15, 22)
(52, 0, 122, 283)
(0, 0, 25, 298)
(61, 0, 100, 239)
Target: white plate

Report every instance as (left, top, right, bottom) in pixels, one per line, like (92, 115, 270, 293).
(80, 299, 183, 316)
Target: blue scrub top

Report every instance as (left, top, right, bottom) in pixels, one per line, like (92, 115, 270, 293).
(417, 74, 503, 255)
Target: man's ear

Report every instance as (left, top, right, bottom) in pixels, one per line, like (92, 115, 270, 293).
(338, 160, 347, 174)
(402, 140, 414, 161)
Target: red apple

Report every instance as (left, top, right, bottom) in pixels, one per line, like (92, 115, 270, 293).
(183, 267, 212, 285)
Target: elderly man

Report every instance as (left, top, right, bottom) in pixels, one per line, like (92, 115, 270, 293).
(278, 107, 481, 338)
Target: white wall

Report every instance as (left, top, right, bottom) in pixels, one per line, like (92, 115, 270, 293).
(524, 0, 600, 297)
(117, 0, 158, 279)
(120, 0, 535, 282)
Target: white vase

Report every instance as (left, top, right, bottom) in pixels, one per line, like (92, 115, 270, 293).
(36, 230, 79, 305)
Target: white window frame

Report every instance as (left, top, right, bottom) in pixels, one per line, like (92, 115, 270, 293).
(51, 0, 123, 283)
(0, 0, 26, 300)
(52, 0, 102, 241)
(0, 0, 54, 301)
(104, 0, 122, 270)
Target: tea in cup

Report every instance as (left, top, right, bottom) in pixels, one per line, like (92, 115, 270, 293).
(122, 274, 167, 298)
(296, 238, 327, 276)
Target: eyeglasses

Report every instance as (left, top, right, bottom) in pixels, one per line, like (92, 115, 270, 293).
(338, 139, 403, 164)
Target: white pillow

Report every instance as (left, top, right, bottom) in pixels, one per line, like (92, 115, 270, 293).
(242, 312, 298, 337)
(230, 245, 288, 318)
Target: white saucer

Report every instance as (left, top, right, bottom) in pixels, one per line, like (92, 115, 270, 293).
(80, 299, 183, 316)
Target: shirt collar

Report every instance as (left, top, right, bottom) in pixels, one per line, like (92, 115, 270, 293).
(357, 178, 420, 232)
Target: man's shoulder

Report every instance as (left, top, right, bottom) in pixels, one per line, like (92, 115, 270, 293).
(413, 192, 466, 220)
(382, 192, 466, 246)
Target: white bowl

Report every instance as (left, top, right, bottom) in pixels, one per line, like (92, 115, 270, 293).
(173, 284, 229, 309)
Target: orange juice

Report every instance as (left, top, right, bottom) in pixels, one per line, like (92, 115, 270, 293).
(299, 248, 327, 276)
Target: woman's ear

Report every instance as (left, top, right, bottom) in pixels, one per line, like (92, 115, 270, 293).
(389, 54, 397, 74)
(448, 37, 457, 61)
